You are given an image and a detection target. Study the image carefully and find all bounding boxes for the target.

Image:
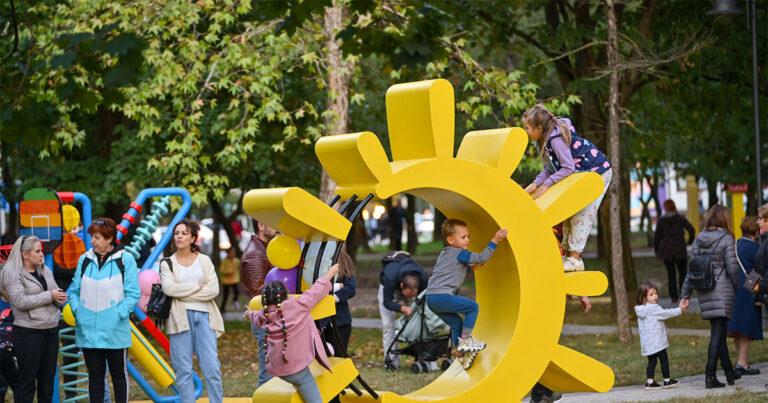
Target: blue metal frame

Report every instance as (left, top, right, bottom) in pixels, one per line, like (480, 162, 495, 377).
(72, 192, 92, 250)
(116, 187, 192, 272)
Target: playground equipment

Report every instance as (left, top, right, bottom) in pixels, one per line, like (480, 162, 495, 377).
(4, 187, 201, 402)
(242, 79, 613, 402)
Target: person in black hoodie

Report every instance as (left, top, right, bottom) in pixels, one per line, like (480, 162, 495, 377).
(378, 251, 427, 370)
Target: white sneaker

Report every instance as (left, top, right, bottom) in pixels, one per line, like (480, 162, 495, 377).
(234, 301, 241, 310)
(457, 335, 486, 353)
(563, 256, 585, 272)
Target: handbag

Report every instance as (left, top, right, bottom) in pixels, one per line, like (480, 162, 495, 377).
(146, 258, 173, 320)
(735, 240, 762, 295)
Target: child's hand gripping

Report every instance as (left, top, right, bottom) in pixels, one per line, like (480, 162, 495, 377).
(525, 183, 537, 195)
(492, 228, 508, 244)
(532, 184, 549, 200)
(323, 263, 340, 281)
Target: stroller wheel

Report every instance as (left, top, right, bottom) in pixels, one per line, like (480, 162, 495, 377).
(440, 359, 451, 371)
(411, 362, 422, 374)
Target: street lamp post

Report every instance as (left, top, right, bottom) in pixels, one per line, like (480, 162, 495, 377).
(707, 0, 763, 207)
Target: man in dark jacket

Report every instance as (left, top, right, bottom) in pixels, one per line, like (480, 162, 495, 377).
(378, 251, 427, 370)
(240, 219, 277, 387)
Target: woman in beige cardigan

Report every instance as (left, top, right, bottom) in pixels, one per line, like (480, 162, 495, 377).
(160, 219, 224, 403)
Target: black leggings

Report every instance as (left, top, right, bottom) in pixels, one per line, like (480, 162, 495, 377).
(12, 326, 58, 403)
(220, 284, 240, 311)
(663, 259, 687, 300)
(82, 348, 128, 403)
(646, 349, 670, 379)
(0, 348, 19, 402)
(707, 317, 734, 376)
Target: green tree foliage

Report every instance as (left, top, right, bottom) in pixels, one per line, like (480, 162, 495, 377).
(629, 0, 767, 200)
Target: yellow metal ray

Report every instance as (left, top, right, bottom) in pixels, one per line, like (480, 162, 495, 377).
(534, 172, 604, 227)
(386, 79, 454, 161)
(315, 132, 392, 200)
(456, 127, 528, 177)
(538, 344, 615, 393)
(242, 187, 351, 241)
(564, 271, 609, 297)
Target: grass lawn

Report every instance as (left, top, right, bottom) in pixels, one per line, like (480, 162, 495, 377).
(649, 391, 768, 402)
(564, 298, 712, 329)
(114, 323, 768, 399)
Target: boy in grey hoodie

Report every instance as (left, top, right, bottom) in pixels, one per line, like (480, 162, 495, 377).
(425, 218, 507, 369)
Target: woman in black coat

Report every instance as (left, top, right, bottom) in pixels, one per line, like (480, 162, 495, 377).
(654, 199, 695, 302)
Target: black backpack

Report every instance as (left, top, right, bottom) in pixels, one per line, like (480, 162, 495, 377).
(687, 234, 727, 292)
(146, 258, 173, 320)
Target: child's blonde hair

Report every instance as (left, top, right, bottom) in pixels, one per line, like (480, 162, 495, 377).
(442, 218, 467, 242)
(522, 104, 572, 158)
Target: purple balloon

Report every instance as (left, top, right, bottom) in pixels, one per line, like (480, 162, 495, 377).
(263, 267, 299, 294)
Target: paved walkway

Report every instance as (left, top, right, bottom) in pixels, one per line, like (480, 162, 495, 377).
(564, 362, 768, 402)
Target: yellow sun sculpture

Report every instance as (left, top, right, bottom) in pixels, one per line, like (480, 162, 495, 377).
(244, 79, 614, 402)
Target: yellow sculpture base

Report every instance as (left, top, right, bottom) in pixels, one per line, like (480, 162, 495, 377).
(253, 358, 360, 403)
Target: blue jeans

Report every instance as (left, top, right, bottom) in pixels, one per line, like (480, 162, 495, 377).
(426, 294, 479, 346)
(251, 323, 272, 387)
(170, 310, 223, 403)
(280, 367, 321, 403)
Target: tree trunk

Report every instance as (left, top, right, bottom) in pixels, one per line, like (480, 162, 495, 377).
(433, 208, 446, 243)
(406, 194, 417, 255)
(318, 1, 351, 203)
(212, 215, 221, 270)
(747, 181, 758, 214)
(707, 179, 719, 208)
(606, 0, 633, 344)
(0, 142, 18, 242)
(597, 213, 606, 259)
(208, 196, 242, 257)
(650, 169, 662, 219)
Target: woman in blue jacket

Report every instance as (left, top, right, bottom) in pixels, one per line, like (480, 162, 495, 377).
(68, 218, 140, 403)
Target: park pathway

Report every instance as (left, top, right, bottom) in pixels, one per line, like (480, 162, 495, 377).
(565, 362, 768, 402)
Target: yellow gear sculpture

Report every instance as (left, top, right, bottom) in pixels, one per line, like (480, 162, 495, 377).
(243, 79, 614, 402)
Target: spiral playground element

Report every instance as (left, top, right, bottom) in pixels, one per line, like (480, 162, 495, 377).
(124, 196, 170, 260)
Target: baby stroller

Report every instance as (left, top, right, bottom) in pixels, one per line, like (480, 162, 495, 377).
(385, 290, 452, 373)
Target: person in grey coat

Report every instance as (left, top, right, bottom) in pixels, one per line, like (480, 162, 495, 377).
(680, 205, 741, 389)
